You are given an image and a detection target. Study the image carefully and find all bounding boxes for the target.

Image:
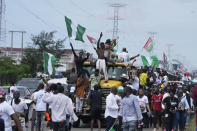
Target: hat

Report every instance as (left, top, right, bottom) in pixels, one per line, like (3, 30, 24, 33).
(118, 86, 124, 93)
(0, 90, 6, 98)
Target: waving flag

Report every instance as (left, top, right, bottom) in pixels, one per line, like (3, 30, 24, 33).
(143, 37, 155, 52)
(65, 16, 86, 42)
(44, 51, 56, 76)
(86, 35, 97, 44)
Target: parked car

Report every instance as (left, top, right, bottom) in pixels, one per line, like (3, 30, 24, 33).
(17, 78, 42, 93)
(0, 86, 32, 105)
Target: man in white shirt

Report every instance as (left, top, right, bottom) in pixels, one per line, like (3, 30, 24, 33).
(132, 76, 139, 91)
(43, 85, 77, 131)
(105, 87, 119, 131)
(33, 83, 46, 131)
(137, 88, 151, 128)
(11, 91, 28, 131)
(118, 48, 130, 64)
(0, 90, 22, 131)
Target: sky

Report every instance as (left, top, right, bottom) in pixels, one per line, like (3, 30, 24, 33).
(3, 0, 197, 70)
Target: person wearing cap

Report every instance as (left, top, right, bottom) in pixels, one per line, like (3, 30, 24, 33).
(119, 86, 143, 131)
(70, 42, 90, 77)
(10, 91, 28, 131)
(88, 85, 105, 131)
(94, 32, 108, 82)
(43, 85, 76, 131)
(0, 90, 23, 131)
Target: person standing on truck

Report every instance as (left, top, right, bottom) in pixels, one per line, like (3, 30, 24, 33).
(105, 87, 119, 131)
(70, 42, 90, 77)
(94, 32, 108, 82)
(76, 72, 89, 114)
(88, 85, 105, 131)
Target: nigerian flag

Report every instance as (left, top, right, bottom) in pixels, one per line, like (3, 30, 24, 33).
(43, 51, 56, 76)
(65, 16, 86, 42)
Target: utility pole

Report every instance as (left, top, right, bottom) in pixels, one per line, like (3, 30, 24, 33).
(0, 0, 6, 43)
(109, 0, 126, 50)
(9, 31, 26, 57)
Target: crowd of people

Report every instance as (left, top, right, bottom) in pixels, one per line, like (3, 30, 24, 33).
(0, 32, 196, 131)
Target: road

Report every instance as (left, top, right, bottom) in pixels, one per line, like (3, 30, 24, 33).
(71, 128, 153, 131)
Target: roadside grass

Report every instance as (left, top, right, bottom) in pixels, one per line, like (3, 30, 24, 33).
(186, 115, 196, 131)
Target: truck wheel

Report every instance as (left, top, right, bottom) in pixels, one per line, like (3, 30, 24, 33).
(73, 119, 80, 128)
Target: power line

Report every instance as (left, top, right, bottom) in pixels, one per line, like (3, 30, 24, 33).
(15, 0, 66, 37)
(69, 0, 96, 17)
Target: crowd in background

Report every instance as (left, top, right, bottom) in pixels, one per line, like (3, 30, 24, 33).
(0, 32, 196, 131)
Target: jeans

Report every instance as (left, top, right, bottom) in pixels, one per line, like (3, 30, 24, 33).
(35, 111, 46, 131)
(53, 121, 66, 131)
(123, 120, 137, 131)
(0, 118, 5, 131)
(76, 97, 83, 112)
(65, 114, 70, 131)
(105, 116, 118, 131)
(174, 111, 186, 130)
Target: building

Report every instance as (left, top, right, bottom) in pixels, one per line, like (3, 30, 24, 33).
(0, 47, 80, 71)
(0, 47, 24, 64)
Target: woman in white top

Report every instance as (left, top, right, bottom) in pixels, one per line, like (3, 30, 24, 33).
(11, 91, 28, 131)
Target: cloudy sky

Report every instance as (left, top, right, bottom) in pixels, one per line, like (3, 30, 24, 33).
(3, 0, 197, 70)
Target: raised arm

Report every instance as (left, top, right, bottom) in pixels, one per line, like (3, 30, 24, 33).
(70, 42, 77, 57)
(97, 32, 103, 49)
(130, 54, 140, 60)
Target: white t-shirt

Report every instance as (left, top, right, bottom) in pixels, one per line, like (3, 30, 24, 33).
(137, 95, 148, 113)
(10, 99, 28, 114)
(0, 101, 15, 131)
(34, 89, 46, 111)
(132, 77, 139, 91)
(163, 75, 168, 87)
(118, 52, 129, 63)
(10, 86, 18, 98)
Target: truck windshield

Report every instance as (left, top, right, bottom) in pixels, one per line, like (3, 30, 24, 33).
(83, 65, 126, 80)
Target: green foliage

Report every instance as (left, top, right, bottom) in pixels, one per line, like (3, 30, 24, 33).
(0, 57, 31, 85)
(21, 31, 66, 76)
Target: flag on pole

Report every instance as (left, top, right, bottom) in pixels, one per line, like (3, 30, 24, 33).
(86, 35, 97, 44)
(65, 16, 86, 42)
(143, 37, 155, 52)
(151, 56, 160, 68)
(141, 55, 149, 66)
(44, 51, 56, 76)
(163, 53, 167, 64)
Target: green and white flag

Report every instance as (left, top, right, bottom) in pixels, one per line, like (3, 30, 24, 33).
(65, 16, 86, 42)
(43, 51, 56, 76)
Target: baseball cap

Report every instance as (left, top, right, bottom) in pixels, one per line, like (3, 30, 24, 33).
(118, 86, 124, 93)
(0, 90, 6, 98)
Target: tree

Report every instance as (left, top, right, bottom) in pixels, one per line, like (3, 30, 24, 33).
(21, 31, 66, 77)
(0, 57, 30, 85)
